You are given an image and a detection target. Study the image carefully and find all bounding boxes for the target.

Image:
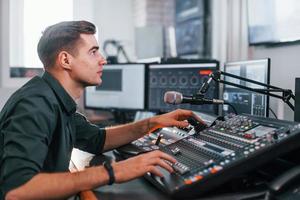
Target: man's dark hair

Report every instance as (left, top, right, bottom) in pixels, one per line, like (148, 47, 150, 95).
(37, 20, 96, 68)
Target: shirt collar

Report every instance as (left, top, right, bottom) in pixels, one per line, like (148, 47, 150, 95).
(42, 71, 77, 115)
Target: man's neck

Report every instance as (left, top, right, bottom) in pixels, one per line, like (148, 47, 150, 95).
(46, 70, 84, 101)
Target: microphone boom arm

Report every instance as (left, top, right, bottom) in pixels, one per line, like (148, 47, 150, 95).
(210, 70, 295, 111)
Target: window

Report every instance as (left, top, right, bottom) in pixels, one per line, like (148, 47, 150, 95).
(248, 0, 300, 45)
(9, 0, 73, 70)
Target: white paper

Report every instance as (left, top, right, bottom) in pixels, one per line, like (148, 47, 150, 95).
(69, 148, 95, 172)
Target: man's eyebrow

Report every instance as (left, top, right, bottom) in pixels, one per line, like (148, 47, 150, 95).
(89, 46, 99, 52)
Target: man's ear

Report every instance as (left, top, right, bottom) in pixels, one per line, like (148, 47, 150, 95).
(58, 51, 72, 70)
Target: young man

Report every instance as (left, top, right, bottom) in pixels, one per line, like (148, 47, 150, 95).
(0, 21, 202, 200)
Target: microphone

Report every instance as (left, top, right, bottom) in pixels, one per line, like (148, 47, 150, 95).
(164, 91, 224, 105)
(199, 73, 213, 94)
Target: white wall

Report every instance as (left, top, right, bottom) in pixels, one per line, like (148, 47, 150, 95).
(74, 0, 96, 22)
(0, 0, 19, 109)
(250, 45, 300, 121)
(0, 0, 10, 87)
(94, 0, 136, 62)
(0, 0, 136, 110)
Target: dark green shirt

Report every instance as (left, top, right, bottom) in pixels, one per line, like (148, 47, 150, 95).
(0, 72, 106, 199)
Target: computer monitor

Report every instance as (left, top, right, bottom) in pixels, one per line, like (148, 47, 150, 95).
(294, 78, 300, 122)
(147, 61, 219, 114)
(84, 64, 146, 110)
(223, 59, 270, 117)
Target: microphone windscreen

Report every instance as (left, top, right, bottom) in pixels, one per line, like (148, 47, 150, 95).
(164, 91, 182, 105)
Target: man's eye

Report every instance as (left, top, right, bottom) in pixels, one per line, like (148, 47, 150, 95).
(90, 49, 98, 55)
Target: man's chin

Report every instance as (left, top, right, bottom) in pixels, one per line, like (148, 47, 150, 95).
(83, 80, 102, 87)
(97, 80, 102, 86)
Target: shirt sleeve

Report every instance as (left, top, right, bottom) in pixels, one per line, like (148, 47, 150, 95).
(1, 96, 56, 197)
(74, 112, 106, 155)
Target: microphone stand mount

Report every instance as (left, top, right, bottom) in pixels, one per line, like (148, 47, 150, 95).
(208, 70, 295, 111)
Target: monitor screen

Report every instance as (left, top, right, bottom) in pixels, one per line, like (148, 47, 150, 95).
(223, 59, 270, 117)
(84, 64, 146, 110)
(147, 61, 219, 114)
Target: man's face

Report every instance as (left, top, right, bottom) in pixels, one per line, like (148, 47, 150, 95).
(70, 34, 106, 87)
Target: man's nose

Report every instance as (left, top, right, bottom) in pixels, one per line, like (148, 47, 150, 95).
(99, 54, 107, 65)
(101, 58, 107, 65)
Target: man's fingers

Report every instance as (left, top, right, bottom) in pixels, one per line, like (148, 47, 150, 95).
(152, 150, 177, 163)
(176, 109, 193, 118)
(145, 151, 176, 173)
(191, 112, 206, 125)
(176, 120, 189, 127)
(156, 160, 174, 173)
(148, 166, 163, 177)
(174, 109, 206, 125)
(178, 109, 207, 125)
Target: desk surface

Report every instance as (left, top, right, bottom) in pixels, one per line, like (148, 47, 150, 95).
(93, 177, 172, 200)
(91, 179, 300, 200)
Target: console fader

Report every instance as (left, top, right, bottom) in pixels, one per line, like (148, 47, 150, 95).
(116, 114, 300, 199)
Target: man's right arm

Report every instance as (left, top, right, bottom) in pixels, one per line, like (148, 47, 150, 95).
(6, 150, 176, 200)
(5, 166, 109, 200)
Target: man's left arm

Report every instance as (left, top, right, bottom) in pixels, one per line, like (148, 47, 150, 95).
(103, 109, 204, 151)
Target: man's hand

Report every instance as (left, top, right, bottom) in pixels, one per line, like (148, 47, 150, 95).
(148, 109, 205, 132)
(103, 109, 206, 151)
(112, 150, 176, 183)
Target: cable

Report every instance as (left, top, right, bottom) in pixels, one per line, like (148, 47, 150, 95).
(269, 107, 278, 119)
(224, 102, 238, 115)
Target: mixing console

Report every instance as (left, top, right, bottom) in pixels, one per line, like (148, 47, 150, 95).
(116, 114, 300, 199)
